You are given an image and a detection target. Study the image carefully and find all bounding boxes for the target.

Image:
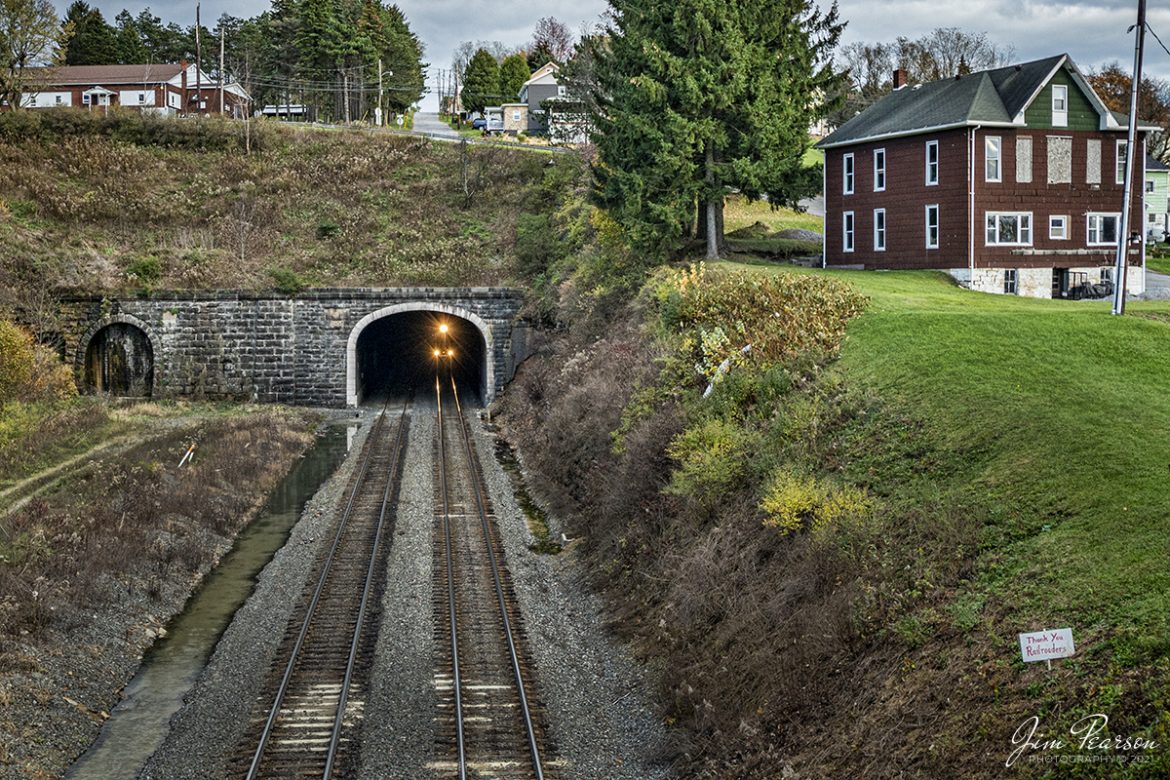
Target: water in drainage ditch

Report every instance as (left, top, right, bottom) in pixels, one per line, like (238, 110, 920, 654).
(66, 422, 355, 780)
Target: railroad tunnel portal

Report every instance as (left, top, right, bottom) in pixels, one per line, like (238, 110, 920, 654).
(352, 308, 488, 405)
(83, 319, 155, 397)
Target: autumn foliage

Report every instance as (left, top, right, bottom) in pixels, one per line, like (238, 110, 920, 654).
(0, 320, 75, 406)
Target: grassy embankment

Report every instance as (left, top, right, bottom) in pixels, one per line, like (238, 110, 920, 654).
(722, 261, 1170, 775)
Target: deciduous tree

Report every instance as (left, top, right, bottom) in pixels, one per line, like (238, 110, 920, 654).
(1088, 61, 1170, 160)
(0, 0, 66, 110)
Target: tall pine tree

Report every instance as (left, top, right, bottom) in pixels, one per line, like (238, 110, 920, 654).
(461, 47, 499, 115)
(594, 0, 843, 258)
(498, 52, 529, 102)
(62, 1, 118, 65)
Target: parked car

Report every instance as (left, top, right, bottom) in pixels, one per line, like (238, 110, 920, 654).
(1148, 226, 1167, 244)
(471, 117, 487, 130)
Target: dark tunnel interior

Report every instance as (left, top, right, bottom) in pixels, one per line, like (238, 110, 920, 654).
(355, 312, 486, 405)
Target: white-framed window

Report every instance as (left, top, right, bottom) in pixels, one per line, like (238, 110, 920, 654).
(28, 94, 37, 107)
(82, 93, 91, 105)
(873, 208, 886, 251)
(925, 140, 939, 185)
(985, 212, 1033, 245)
(843, 211, 855, 253)
(873, 148, 886, 191)
(1117, 140, 1128, 184)
(1101, 267, 1114, 283)
(1049, 215, 1069, 240)
(557, 85, 566, 96)
(1052, 84, 1068, 127)
(985, 136, 1002, 182)
(843, 153, 854, 194)
(54, 95, 64, 105)
(1004, 269, 1018, 294)
(1087, 213, 1121, 245)
(511, 110, 521, 121)
(138, 92, 147, 104)
(925, 204, 939, 249)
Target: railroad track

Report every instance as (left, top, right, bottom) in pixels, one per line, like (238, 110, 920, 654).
(233, 398, 411, 780)
(433, 375, 550, 780)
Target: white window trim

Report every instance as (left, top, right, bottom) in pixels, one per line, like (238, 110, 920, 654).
(873, 148, 886, 192)
(1004, 269, 1018, 295)
(843, 153, 855, 195)
(985, 136, 1002, 182)
(925, 140, 939, 186)
(1052, 84, 1068, 128)
(843, 211, 855, 253)
(925, 204, 939, 249)
(1049, 215, 1069, 240)
(985, 211, 1033, 246)
(1117, 140, 1127, 185)
(1087, 212, 1121, 246)
(874, 208, 886, 251)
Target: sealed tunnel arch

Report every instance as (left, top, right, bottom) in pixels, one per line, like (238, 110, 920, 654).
(347, 303, 492, 406)
(81, 317, 155, 397)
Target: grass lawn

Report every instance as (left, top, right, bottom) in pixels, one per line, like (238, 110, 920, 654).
(1145, 250, 1170, 275)
(720, 259, 1170, 731)
(723, 194, 823, 234)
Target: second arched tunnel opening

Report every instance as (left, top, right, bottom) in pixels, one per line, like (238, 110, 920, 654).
(355, 311, 486, 405)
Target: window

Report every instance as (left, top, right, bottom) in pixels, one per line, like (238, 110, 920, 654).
(1016, 137, 1033, 183)
(83, 93, 91, 105)
(985, 136, 1002, 182)
(138, 92, 146, 104)
(925, 204, 939, 249)
(1117, 140, 1128, 184)
(1146, 179, 1156, 193)
(873, 148, 886, 191)
(1052, 84, 1068, 127)
(985, 212, 1033, 245)
(1101, 267, 1114, 283)
(54, 95, 64, 105)
(1047, 136, 1071, 184)
(512, 110, 521, 121)
(1050, 215, 1068, 240)
(843, 153, 854, 194)
(925, 141, 939, 185)
(843, 211, 855, 252)
(27, 95, 37, 107)
(874, 208, 886, 251)
(1004, 269, 1018, 294)
(1086, 139, 1102, 184)
(1087, 213, 1120, 245)
(557, 85, 566, 96)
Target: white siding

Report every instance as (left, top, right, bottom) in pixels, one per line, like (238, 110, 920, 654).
(22, 91, 73, 108)
(119, 90, 156, 106)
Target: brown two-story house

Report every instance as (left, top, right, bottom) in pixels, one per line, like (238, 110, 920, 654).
(818, 54, 1157, 298)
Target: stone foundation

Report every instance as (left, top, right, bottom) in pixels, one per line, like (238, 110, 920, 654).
(949, 265, 1146, 299)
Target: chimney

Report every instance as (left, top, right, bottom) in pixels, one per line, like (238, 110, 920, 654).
(893, 68, 907, 89)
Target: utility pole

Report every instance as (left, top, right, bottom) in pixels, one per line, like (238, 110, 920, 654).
(194, 1, 202, 115)
(377, 58, 383, 126)
(219, 22, 225, 115)
(1113, 0, 1147, 316)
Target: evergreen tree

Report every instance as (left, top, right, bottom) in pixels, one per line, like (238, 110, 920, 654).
(62, 1, 117, 65)
(526, 41, 555, 72)
(461, 47, 499, 115)
(498, 52, 529, 102)
(377, 4, 424, 112)
(593, 0, 843, 259)
(113, 10, 146, 63)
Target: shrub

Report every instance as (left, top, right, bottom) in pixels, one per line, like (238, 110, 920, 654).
(125, 255, 163, 288)
(0, 321, 75, 406)
(759, 467, 873, 535)
(665, 417, 758, 507)
(268, 266, 307, 294)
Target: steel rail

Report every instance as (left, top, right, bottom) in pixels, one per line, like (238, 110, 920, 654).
(436, 375, 468, 780)
(245, 398, 399, 780)
(323, 397, 411, 777)
(448, 376, 545, 780)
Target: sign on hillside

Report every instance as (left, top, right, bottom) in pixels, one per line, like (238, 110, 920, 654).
(1019, 628, 1075, 667)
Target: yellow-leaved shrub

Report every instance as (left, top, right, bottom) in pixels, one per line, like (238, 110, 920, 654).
(0, 320, 76, 406)
(760, 467, 873, 536)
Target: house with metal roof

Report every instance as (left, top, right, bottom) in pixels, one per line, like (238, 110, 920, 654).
(816, 54, 1158, 298)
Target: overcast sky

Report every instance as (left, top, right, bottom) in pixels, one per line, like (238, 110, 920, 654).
(65, 0, 1170, 109)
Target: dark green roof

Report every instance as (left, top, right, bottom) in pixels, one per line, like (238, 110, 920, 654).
(818, 54, 1119, 148)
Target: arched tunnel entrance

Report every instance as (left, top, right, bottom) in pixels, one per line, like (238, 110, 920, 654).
(353, 311, 487, 405)
(84, 322, 154, 397)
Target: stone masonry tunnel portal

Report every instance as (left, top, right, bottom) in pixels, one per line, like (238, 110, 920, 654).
(355, 311, 487, 405)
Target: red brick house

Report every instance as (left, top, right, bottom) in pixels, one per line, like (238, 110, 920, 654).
(9, 63, 250, 118)
(817, 54, 1158, 298)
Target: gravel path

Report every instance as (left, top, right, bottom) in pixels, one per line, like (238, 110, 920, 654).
(357, 402, 437, 778)
(139, 411, 377, 780)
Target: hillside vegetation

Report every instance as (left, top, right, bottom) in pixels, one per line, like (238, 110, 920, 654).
(0, 110, 572, 321)
(500, 262, 1170, 778)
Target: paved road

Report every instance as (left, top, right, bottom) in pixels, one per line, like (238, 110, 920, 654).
(1143, 268, 1170, 299)
(410, 112, 461, 140)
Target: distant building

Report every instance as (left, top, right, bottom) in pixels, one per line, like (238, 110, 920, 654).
(515, 62, 589, 144)
(1144, 155, 1169, 239)
(7, 63, 250, 118)
(817, 54, 1159, 298)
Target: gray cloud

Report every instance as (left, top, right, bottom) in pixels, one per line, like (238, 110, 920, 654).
(60, 0, 1170, 108)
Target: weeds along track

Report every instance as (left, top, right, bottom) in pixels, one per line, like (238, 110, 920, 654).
(432, 376, 552, 780)
(233, 400, 411, 780)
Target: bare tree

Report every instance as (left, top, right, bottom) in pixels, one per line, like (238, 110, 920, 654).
(531, 16, 573, 63)
(895, 27, 1014, 83)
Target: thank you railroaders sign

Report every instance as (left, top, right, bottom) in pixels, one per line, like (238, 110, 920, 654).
(1019, 628, 1075, 665)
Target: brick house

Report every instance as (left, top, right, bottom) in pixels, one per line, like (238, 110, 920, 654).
(10, 63, 250, 118)
(817, 54, 1158, 298)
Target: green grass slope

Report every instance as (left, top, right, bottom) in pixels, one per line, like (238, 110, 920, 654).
(724, 260, 1170, 775)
